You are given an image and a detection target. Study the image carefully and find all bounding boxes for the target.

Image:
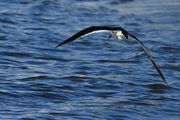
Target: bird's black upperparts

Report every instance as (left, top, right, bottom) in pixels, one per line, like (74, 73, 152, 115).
(55, 26, 128, 48)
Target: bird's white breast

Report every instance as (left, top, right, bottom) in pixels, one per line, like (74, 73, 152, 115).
(112, 30, 125, 40)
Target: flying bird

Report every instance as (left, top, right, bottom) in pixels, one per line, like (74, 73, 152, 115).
(55, 26, 168, 85)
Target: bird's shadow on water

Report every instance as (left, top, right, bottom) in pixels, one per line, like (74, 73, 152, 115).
(109, 0, 135, 5)
(142, 83, 169, 93)
(100, 83, 174, 112)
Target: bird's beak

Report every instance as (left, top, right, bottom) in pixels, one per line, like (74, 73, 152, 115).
(107, 34, 112, 40)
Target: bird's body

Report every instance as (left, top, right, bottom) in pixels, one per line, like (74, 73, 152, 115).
(55, 26, 168, 85)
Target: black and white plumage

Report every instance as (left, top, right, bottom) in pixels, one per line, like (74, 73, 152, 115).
(55, 26, 168, 85)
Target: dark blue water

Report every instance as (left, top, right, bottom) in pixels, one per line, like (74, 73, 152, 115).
(0, 0, 180, 120)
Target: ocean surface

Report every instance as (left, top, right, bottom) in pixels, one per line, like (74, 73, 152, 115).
(0, 0, 180, 120)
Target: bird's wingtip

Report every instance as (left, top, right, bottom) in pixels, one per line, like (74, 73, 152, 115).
(55, 43, 62, 48)
(163, 78, 169, 86)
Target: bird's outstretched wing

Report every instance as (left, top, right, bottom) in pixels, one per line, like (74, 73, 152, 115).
(128, 33, 168, 85)
(55, 26, 125, 48)
(55, 26, 167, 85)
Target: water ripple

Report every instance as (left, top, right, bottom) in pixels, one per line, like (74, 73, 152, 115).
(0, 0, 179, 120)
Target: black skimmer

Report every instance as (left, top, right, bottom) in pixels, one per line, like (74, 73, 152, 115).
(55, 26, 168, 85)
